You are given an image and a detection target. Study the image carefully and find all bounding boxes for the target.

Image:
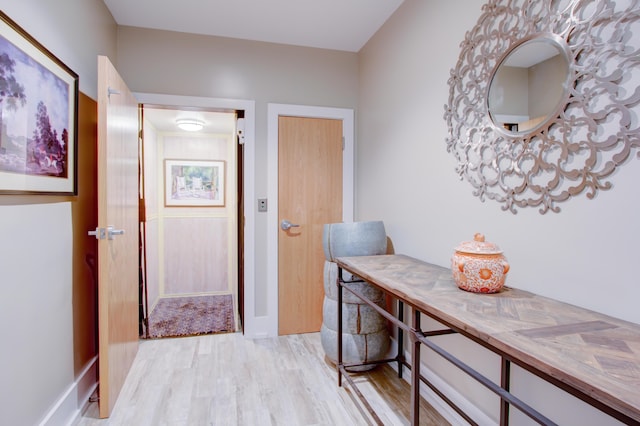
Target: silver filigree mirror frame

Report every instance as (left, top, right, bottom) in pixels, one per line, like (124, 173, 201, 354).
(444, 0, 640, 213)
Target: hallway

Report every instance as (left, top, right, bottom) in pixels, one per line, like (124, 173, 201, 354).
(74, 333, 449, 425)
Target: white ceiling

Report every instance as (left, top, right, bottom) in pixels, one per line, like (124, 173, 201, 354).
(505, 40, 561, 68)
(143, 106, 237, 134)
(109, 0, 405, 133)
(103, 0, 405, 52)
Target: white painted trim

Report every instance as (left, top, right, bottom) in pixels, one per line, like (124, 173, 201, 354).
(133, 93, 258, 338)
(266, 103, 355, 338)
(38, 356, 98, 426)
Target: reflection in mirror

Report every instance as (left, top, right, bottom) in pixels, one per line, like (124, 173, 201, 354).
(488, 37, 569, 134)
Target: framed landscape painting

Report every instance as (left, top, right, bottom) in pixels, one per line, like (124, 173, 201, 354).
(0, 11, 78, 195)
(164, 159, 225, 207)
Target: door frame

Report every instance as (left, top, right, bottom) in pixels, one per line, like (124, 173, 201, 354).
(133, 92, 257, 336)
(266, 103, 354, 338)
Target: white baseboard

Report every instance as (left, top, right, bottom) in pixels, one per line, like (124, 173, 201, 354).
(38, 356, 98, 426)
(387, 337, 495, 425)
(412, 364, 495, 426)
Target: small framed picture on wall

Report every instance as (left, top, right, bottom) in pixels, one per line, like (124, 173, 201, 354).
(164, 159, 225, 207)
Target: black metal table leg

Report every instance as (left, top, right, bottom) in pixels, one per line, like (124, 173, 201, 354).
(337, 266, 343, 387)
(411, 309, 421, 426)
(501, 357, 511, 426)
(398, 300, 404, 379)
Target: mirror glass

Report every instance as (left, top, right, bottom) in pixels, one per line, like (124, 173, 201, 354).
(488, 37, 569, 134)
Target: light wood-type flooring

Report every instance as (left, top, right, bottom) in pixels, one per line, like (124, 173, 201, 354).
(75, 332, 450, 425)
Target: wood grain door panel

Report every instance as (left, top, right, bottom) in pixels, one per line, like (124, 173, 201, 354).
(278, 116, 342, 335)
(97, 56, 140, 417)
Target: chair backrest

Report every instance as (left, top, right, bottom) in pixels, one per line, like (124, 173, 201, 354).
(176, 175, 186, 190)
(192, 176, 203, 190)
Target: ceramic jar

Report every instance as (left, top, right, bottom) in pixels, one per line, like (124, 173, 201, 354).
(451, 233, 510, 293)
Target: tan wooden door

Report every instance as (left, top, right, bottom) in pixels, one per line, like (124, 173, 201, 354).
(278, 116, 343, 335)
(96, 56, 140, 418)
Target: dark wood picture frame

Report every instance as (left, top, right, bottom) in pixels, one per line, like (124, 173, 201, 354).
(0, 11, 78, 195)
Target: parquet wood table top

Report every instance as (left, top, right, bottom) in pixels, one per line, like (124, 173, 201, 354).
(334, 254, 640, 423)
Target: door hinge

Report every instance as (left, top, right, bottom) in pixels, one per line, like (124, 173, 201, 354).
(107, 86, 121, 100)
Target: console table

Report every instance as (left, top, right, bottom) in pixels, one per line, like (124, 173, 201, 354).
(334, 254, 640, 426)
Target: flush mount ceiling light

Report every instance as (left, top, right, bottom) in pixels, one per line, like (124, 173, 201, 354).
(176, 118, 204, 132)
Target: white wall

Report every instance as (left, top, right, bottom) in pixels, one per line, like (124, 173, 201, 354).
(0, 204, 73, 425)
(0, 1, 116, 425)
(0, 0, 117, 99)
(156, 132, 236, 298)
(358, 0, 640, 424)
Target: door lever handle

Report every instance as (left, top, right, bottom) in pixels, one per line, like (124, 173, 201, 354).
(107, 226, 125, 240)
(281, 219, 300, 231)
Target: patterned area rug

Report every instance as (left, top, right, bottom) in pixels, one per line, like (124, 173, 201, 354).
(147, 295, 235, 339)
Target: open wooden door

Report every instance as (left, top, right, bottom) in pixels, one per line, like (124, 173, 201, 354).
(96, 55, 140, 418)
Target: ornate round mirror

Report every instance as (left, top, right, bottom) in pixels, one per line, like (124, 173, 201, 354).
(487, 35, 571, 136)
(444, 0, 640, 214)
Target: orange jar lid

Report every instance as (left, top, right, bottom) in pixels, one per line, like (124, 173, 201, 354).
(454, 233, 503, 255)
